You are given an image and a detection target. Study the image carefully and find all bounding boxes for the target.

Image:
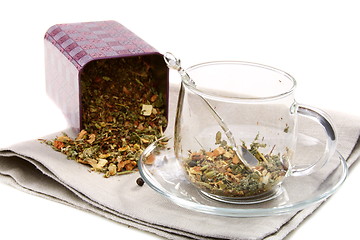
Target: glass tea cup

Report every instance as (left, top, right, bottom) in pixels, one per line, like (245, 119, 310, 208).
(174, 61, 336, 204)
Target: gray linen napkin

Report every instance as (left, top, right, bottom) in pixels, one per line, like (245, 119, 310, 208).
(0, 85, 359, 240)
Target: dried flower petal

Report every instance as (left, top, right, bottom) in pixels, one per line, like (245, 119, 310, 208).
(53, 140, 65, 150)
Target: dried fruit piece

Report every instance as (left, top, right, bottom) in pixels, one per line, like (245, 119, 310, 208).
(141, 104, 153, 116)
(136, 177, 145, 186)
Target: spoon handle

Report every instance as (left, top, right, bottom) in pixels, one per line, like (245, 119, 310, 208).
(163, 52, 258, 170)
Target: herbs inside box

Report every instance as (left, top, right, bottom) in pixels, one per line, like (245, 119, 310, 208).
(43, 56, 168, 177)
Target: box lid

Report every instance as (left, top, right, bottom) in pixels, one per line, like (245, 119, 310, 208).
(44, 20, 160, 70)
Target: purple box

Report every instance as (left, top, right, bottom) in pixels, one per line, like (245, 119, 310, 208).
(44, 20, 169, 132)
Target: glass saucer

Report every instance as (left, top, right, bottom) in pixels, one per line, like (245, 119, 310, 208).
(138, 134, 348, 217)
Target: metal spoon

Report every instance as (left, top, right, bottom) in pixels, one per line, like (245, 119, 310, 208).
(163, 52, 258, 171)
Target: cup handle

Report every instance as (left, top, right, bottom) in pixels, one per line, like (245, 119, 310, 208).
(290, 104, 337, 176)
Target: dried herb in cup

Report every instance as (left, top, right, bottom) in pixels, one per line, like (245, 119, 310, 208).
(183, 132, 287, 198)
(41, 57, 167, 177)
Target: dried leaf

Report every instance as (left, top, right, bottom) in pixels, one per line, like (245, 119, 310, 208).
(56, 135, 71, 142)
(122, 86, 131, 95)
(125, 161, 137, 171)
(212, 147, 225, 157)
(150, 94, 158, 102)
(108, 163, 117, 176)
(232, 155, 240, 164)
(76, 129, 87, 141)
(87, 134, 96, 144)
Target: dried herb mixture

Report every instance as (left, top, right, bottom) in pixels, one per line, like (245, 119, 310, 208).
(41, 57, 167, 178)
(184, 132, 288, 198)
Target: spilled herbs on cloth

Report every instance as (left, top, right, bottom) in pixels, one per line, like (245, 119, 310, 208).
(40, 57, 167, 178)
(183, 132, 288, 198)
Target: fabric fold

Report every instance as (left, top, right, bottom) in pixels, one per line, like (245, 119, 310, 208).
(0, 109, 359, 240)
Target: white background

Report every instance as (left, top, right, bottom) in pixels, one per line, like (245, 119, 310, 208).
(0, 0, 359, 239)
